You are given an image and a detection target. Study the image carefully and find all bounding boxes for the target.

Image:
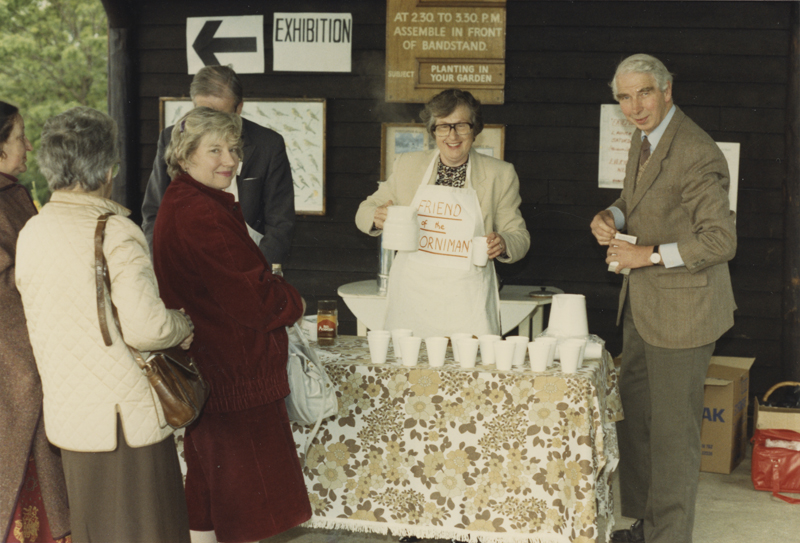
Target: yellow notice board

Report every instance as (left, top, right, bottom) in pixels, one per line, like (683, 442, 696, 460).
(386, 0, 506, 104)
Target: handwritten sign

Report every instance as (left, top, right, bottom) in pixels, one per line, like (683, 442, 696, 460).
(386, 0, 506, 104)
(598, 104, 635, 189)
(598, 104, 741, 213)
(417, 199, 469, 259)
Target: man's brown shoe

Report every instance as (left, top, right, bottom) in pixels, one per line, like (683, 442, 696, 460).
(610, 519, 644, 542)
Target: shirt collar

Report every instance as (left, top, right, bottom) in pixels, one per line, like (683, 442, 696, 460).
(641, 104, 676, 152)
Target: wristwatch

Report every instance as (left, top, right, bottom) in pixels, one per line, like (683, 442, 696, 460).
(649, 245, 662, 265)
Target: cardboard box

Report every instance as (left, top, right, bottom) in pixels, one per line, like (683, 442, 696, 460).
(700, 356, 756, 474)
(754, 394, 800, 434)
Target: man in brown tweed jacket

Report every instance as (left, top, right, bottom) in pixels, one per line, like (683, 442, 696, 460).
(591, 54, 737, 543)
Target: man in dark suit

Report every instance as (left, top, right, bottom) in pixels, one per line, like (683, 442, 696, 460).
(142, 65, 295, 265)
(591, 54, 737, 543)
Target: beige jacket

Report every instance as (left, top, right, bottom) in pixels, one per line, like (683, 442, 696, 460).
(15, 191, 191, 451)
(355, 149, 530, 263)
(614, 107, 737, 348)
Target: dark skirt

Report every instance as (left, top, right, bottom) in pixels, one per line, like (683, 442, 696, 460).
(184, 400, 311, 543)
(60, 416, 189, 543)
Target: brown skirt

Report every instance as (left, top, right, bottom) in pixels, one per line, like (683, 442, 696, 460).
(60, 416, 189, 543)
(183, 400, 311, 543)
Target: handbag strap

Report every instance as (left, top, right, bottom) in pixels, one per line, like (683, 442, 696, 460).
(94, 214, 150, 371)
(770, 458, 800, 504)
(94, 213, 115, 346)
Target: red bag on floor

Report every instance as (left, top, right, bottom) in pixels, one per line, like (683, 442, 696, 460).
(751, 428, 800, 503)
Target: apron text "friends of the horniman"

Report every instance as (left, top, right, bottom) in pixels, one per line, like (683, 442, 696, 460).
(384, 151, 501, 338)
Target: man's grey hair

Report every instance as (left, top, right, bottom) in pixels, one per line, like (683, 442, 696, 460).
(190, 65, 243, 108)
(610, 54, 674, 97)
(38, 107, 118, 192)
(165, 107, 243, 179)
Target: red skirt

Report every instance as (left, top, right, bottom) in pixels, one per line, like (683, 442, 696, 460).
(183, 400, 311, 543)
(6, 456, 70, 543)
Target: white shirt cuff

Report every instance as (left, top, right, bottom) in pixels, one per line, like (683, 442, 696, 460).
(661, 242, 685, 268)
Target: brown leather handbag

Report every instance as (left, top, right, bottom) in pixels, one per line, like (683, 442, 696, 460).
(94, 213, 209, 429)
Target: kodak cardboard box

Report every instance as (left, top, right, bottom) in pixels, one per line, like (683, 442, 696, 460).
(700, 356, 756, 474)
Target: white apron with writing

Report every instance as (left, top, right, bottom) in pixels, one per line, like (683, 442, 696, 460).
(384, 152, 501, 338)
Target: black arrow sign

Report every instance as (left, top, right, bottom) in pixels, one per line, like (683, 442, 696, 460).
(193, 20, 257, 66)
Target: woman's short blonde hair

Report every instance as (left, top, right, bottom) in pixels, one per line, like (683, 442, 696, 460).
(165, 107, 243, 179)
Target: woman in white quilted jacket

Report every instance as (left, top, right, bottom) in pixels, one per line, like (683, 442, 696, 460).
(14, 107, 195, 543)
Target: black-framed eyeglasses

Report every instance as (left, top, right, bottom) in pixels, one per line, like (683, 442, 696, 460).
(433, 122, 474, 137)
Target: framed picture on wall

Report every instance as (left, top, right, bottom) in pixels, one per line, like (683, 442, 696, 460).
(160, 97, 327, 215)
(380, 123, 505, 180)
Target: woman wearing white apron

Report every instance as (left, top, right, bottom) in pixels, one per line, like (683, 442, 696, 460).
(356, 89, 530, 339)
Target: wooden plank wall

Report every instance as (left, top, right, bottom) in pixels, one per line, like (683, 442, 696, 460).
(132, 0, 791, 397)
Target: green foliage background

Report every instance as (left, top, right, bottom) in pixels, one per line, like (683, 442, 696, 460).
(0, 0, 108, 206)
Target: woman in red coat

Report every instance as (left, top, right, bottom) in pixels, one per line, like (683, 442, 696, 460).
(152, 106, 311, 543)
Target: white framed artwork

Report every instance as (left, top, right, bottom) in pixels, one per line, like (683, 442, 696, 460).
(160, 97, 326, 215)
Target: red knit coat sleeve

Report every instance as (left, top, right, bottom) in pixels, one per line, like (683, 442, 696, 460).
(153, 174, 303, 412)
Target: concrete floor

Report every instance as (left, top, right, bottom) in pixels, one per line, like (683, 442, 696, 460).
(263, 449, 800, 543)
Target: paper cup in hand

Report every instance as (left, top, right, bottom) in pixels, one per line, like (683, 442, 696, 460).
(494, 340, 515, 371)
(456, 338, 479, 368)
(391, 329, 413, 360)
(559, 339, 585, 373)
(528, 340, 551, 372)
(471, 236, 489, 267)
(400, 336, 422, 367)
(425, 337, 449, 367)
(507, 336, 529, 368)
(478, 334, 501, 365)
(367, 331, 391, 364)
(449, 333, 473, 362)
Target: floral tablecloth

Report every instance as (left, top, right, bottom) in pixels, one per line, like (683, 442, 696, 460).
(293, 336, 623, 543)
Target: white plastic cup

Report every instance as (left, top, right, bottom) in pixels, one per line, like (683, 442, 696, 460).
(391, 329, 413, 360)
(425, 337, 449, 367)
(528, 340, 551, 372)
(584, 341, 603, 360)
(471, 236, 489, 267)
(449, 333, 473, 362)
(507, 335, 529, 368)
(457, 338, 479, 369)
(367, 331, 391, 364)
(382, 206, 418, 251)
(536, 336, 558, 367)
(563, 338, 587, 369)
(494, 340, 516, 371)
(478, 334, 501, 365)
(548, 294, 589, 338)
(559, 339, 585, 374)
(400, 336, 422, 367)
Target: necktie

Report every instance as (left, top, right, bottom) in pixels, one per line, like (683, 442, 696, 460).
(639, 135, 651, 167)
